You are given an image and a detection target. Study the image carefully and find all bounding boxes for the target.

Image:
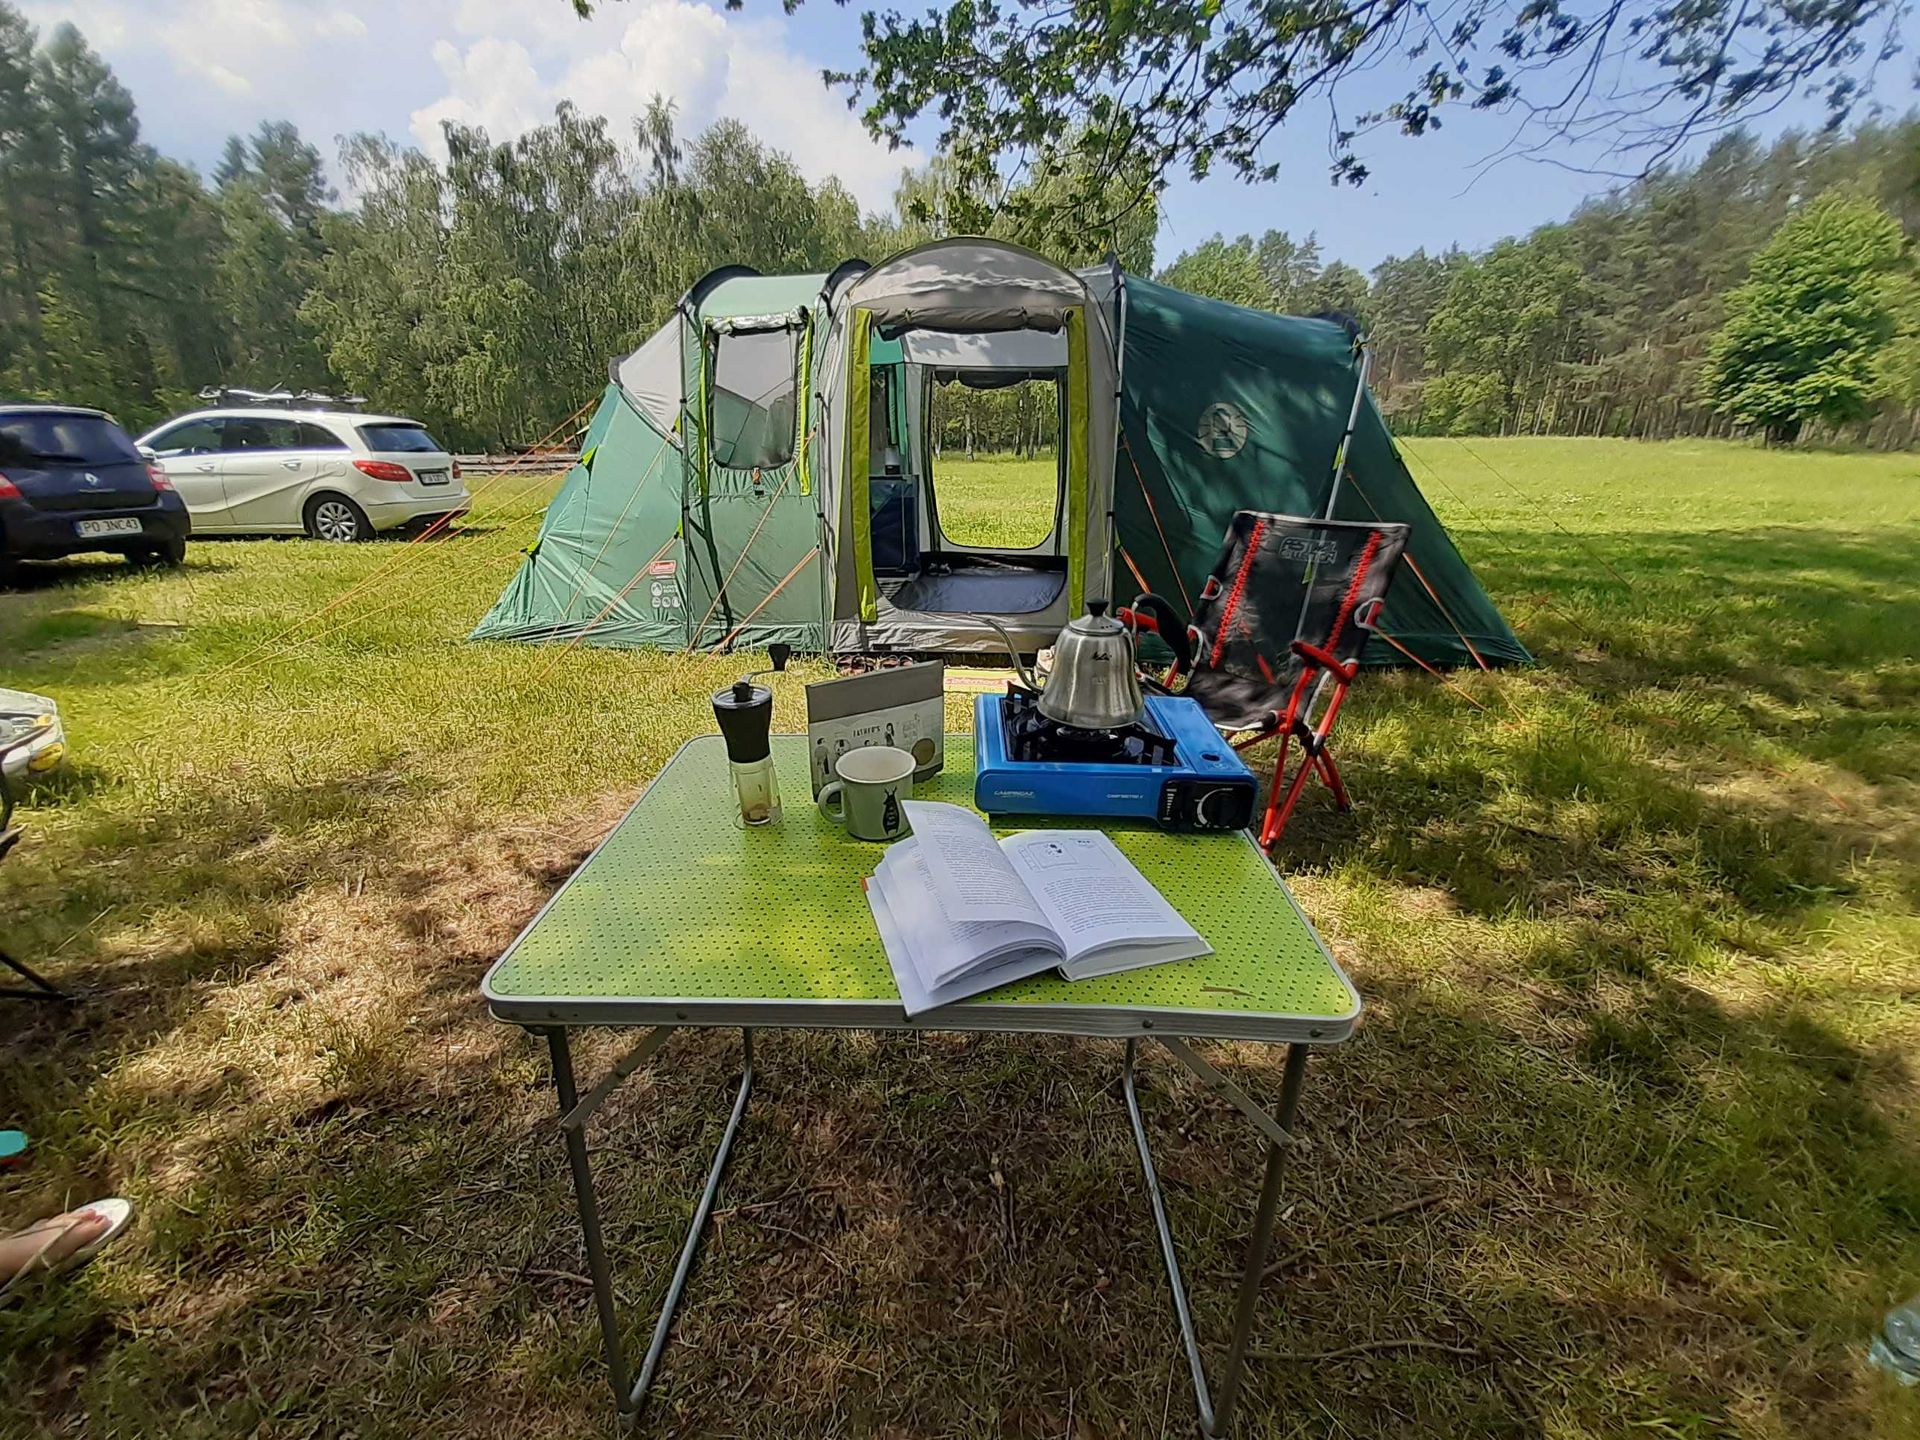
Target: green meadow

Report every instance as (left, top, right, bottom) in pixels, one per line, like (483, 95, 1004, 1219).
(1, 438, 1915, 1437)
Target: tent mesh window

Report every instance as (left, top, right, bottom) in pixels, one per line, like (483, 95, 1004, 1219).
(710, 327, 799, 471)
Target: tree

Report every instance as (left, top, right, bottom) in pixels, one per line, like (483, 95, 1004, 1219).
(829, 0, 1900, 240)
(303, 136, 447, 433)
(0, 3, 51, 389)
(1301, 261, 1369, 323)
(1424, 231, 1591, 434)
(1701, 194, 1910, 444)
(887, 132, 1161, 274)
(1255, 231, 1321, 311)
(1157, 235, 1272, 308)
(1873, 267, 1920, 409)
(1367, 248, 1463, 418)
(998, 137, 1160, 273)
(305, 99, 895, 448)
(215, 122, 334, 389)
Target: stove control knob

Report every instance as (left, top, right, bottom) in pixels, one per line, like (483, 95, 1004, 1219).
(1193, 784, 1233, 828)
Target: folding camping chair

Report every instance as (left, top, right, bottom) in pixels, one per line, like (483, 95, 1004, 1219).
(0, 721, 69, 1003)
(1125, 512, 1410, 850)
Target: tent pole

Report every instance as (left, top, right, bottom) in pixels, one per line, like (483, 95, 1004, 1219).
(1322, 336, 1372, 519)
(1289, 333, 1373, 654)
(1106, 256, 1128, 604)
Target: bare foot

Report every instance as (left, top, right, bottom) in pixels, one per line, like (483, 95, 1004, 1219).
(0, 1207, 112, 1287)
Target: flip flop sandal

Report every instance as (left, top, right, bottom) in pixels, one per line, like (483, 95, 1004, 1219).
(0, 1198, 133, 1304)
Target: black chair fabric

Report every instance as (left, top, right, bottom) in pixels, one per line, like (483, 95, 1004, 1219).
(1176, 512, 1410, 730)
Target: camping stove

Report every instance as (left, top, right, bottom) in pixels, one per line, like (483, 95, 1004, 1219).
(973, 690, 1258, 831)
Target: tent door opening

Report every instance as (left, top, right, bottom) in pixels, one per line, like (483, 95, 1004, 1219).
(890, 367, 1066, 616)
(868, 324, 1072, 619)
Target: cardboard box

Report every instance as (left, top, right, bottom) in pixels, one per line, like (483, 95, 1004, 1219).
(805, 662, 944, 799)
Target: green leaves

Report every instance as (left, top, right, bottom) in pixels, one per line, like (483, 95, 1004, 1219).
(306, 104, 886, 450)
(836, 0, 1896, 232)
(1702, 194, 1911, 444)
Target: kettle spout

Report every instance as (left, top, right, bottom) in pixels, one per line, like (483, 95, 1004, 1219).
(982, 616, 1039, 691)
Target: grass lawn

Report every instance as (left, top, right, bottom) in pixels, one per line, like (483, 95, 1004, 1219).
(934, 451, 1064, 549)
(2, 438, 1917, 1437)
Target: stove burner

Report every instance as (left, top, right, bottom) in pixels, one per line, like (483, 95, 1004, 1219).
(1000, 686, 1181, 767)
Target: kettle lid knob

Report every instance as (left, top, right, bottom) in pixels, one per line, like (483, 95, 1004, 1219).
(1087, 598, 1108, 617)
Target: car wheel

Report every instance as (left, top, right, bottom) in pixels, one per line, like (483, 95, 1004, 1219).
(305, 495, 371, 543)
(128, 536, 187, 568)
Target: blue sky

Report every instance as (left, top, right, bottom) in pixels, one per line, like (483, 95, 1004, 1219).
(21, 0, 1918, 273)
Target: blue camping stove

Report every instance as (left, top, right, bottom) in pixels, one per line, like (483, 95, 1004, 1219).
(974, 689, 1259, 831)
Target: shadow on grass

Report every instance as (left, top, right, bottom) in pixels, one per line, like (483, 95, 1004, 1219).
(0, 762, 446, 1062)
(2, 555, 240, 592)
(0, 520, 1915, 1435)
(1274, 521, 1917, 938)
(1471, 522, 1920, 694)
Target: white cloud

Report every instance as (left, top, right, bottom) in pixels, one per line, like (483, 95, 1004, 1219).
(20, 0, 910, 212)
(316, 10, 367, 41)
(412, 35, 548, 153)
(18, 0, 132, 48)
(206, 63, 253, 97)
(408, 0, 911, 210)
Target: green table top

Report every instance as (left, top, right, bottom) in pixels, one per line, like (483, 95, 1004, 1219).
(484, 736, 1359, 1044)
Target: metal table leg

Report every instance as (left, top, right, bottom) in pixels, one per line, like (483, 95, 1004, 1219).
(1123, 1037, 1309, 1437)
(0, 945, 72, 1002)
(544, 1025, 755, 1421)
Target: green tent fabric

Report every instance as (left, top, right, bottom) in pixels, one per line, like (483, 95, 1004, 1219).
(1112, 276, 1530, 669)
(472, 385, 694, 648)
(472, 269, 832, 653)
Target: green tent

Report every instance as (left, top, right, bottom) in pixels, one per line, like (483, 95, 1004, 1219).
(474, 246, 1527, 670)
(473, 268, 833, 651)
(475, 242, 1122, 657)
(1101, 275, 1530, 669)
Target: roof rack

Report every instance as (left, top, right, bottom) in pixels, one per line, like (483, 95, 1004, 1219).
(196, 386, 370, 411)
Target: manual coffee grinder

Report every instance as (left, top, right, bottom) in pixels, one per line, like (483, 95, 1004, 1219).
(711, 644, 791, 827)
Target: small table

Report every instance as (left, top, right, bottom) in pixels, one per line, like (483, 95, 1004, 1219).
(485, 735, 1359, 1434)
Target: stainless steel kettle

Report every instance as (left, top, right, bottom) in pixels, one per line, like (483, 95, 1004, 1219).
(989, 600, 1146, 731)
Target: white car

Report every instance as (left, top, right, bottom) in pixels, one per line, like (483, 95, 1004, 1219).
(137, 408, 471, 542)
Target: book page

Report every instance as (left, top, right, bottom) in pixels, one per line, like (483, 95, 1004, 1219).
(875, 841, 1056, 985)
(867, 878, 1058, 1017)
(1001, 830, 1202, 964)
(900, 801, 1046, 926)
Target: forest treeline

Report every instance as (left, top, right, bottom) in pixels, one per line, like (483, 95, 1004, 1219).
(1160, 124, 1920, 446)
(3, 4, 1918, 450)
(0, 6, 1147, 451)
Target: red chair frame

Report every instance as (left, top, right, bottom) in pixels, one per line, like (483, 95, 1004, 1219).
(1123, 518, 1403, 849)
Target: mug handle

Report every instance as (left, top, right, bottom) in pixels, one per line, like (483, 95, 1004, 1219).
(817, 781, 846, 823)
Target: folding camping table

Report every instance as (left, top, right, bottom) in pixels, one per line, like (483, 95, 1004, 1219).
(484, 735, 1361, 1435)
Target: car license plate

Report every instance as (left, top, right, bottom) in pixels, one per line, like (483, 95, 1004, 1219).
(417, 468, 449, 486)
(74, 517, 143, 538)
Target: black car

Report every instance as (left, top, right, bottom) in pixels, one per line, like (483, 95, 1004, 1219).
(0, 404, 190, 575)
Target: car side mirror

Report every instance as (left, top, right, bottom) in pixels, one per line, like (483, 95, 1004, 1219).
(137, 445, 158, 462)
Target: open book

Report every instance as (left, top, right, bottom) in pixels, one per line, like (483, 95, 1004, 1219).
(864, 800, 1212, 1015)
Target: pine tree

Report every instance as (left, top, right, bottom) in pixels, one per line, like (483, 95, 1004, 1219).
(1156, 235, 1272, 308)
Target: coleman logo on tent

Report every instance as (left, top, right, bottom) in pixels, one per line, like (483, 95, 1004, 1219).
(1198, 402, 1249, 459)
(648, 559, 677, 577)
